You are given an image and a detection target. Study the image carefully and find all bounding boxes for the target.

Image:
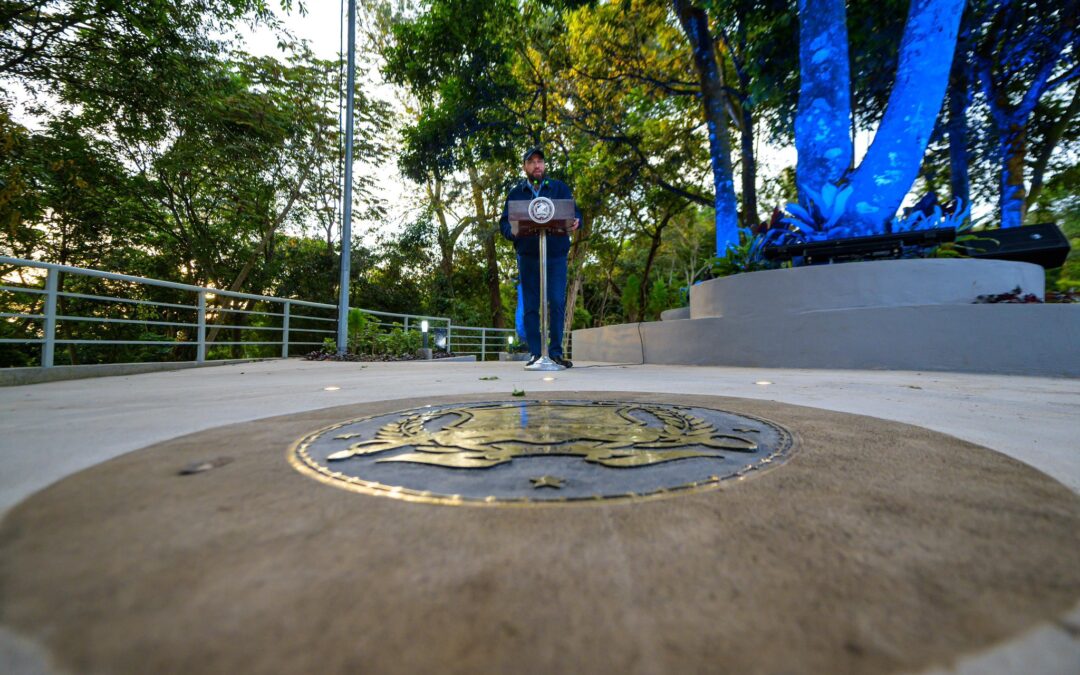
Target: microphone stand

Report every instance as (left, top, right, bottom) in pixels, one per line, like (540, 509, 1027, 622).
(525, 225, 562, 371)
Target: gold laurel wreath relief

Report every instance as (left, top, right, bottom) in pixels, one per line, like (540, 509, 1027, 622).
(325, 402, 759, 469)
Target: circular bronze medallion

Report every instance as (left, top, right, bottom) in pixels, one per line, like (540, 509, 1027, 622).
(289, 400, 794, 505)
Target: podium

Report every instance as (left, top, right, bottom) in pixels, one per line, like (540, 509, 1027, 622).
(508, 198, 576, 371)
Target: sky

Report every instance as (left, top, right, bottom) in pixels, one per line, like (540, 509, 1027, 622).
(238, 2, 344, 65)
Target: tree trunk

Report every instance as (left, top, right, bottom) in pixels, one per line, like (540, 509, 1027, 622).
(1000, 123, 1027, 229)
(564, 268, 583, 335)
(947, 25, 971, 206)
(734, 3, 758, 227)
(639, 214, 673, 315)
(562, 264, 582, 354)
(596, 230, 626, 325)
(672, 0, 739, 254)
(739, 104, 758, 227)
(482, 232, 502, 328)
(795, 0, 853, 198)
(562, 215, 590, 352)
(467, 166, 503, 328)
(427, 178, 456, 307)
(975, 3, 1078, 229)
(847, 0, 965, 232)
(436, 230, 455, 302)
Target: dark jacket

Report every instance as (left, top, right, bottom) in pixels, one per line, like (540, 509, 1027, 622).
(499, 178, 581, 258)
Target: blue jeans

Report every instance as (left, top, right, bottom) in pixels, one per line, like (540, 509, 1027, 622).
(517, 252, 567, 358)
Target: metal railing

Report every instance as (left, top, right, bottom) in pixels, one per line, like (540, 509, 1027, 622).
(1, 256, 573, 367)
(446, 325, 571, 361)
(0, 256, 460, 367)
(447, 325, 516, 361)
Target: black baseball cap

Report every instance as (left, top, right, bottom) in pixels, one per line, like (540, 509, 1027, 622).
(522, 146, 544, 163)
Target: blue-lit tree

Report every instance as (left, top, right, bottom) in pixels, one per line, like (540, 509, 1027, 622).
(672, 0, 741, 255)
(794, 0, 966, 235)
(973, 0, 1079, 228)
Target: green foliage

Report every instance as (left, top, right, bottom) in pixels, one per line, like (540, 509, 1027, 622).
(759, 166, 798, 216)
(783, 183, 855, 235)
(711, 231, 776, 278)
(571, 303, 592, 330)
(379, 325, 423, 357)
(507, 333, 528, 353)
(346, 309, 377, 354)
(2, 0, 389, 287)
(347, 308, 374, 343)
(1030, 165, 1080, 292)
(346, 314, 423, 358)
(621, 274, 642, 322)
(381, 0, 523, 179)
(644, 279, 680, 320)
(0, 0, 399, 368)
(1, 1, 285, 136)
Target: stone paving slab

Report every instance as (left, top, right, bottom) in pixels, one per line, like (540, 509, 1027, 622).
(2, 360, 1077, 516)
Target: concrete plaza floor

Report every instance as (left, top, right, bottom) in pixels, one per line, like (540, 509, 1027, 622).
(1, 359, 1078, 673)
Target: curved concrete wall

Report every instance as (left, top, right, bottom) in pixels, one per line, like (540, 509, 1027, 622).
(660, 307, 690, 321)
(690, 259, 1045, 319)
(575, 259, 1077, 376)
(573, 305, 1080, 376)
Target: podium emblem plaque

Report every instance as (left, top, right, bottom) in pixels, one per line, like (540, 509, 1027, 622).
(527, 196, 555, 224)
(508, 198, 576, 237)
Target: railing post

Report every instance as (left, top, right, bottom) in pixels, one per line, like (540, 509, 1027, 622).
(446, 322, 453, 354)
(197, 291, 206, 363)
(282, 301, 291, 358)
(403, 316, 409, 332)
(480, 328, 486, 362)
(42, 268, 58, 367)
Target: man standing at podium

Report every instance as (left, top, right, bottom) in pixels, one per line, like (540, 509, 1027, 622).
(499, 147, 580, 368)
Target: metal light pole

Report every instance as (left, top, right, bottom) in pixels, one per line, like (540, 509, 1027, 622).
(336, 0, 357, 355)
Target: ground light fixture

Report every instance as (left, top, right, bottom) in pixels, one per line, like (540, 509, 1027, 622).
(542, 376, 555, 382)
(755, 381, 773, 386)
(324, 386, 341, 391)
(421, 320, 429, 349)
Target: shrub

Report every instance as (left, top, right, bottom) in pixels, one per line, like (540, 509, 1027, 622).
(346, 309, 379, 354)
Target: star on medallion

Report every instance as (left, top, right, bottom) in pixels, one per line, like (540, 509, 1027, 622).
(529, 475, 565, 489)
